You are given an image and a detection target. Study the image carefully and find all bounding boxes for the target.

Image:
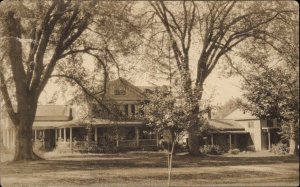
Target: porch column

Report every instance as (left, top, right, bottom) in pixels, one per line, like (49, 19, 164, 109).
(268, 131, 271, 150)
(115, 128, 119, 147)
(59, 128, 62, 141)
(211, 134, 214, 145)
(55, 129, 57, 141)
(34, 129, 37, 142)
(94, 127, 98, 142)
(229, 134, 232, 150)
(64, 128, 66, 142)
(116, 131, 119, 148)
(135, 127, 140, 147)
(70, 127, 73, 148)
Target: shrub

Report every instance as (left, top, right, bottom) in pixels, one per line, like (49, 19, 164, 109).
(271, 142, 289, 155)
(54, 141, 72, 154)
(229, 148, 240, 155)
(246, 145, 256, 152)
(200, 145, 223, 155)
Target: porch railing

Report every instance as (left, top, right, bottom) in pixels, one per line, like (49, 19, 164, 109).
(56, 138, 157, 152)
(139, 139, 157, 146)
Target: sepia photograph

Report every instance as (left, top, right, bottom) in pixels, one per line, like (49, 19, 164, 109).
(0, 0, 299, 186)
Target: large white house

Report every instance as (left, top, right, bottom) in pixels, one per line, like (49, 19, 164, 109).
(1, 78, 159, 152)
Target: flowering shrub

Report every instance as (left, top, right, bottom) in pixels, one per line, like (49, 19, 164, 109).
(200, 145, 223, 155)
(271, 142, 289, 155)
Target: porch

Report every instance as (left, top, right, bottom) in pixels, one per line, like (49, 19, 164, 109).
(204, 131, 251, 152)
(33, 124, 159, 152)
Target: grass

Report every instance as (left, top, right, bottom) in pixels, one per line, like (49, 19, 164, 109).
(0, 151, 299, 186)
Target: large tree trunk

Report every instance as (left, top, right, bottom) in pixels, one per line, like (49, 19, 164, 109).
(14, 121, 39, 161)
(13, 104, 41, 161)
(188, 124, 200, 155)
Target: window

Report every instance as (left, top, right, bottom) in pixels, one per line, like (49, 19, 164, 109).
(131, 104, 135, 115)
(124, 104, 129, 116)
(114, 86, 126, 95)
(248, 121, 254, 128)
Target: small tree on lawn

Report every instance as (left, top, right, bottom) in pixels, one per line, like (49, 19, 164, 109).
(144, 87, 193, 186)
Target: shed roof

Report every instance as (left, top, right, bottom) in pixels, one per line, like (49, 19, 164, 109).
(208, 119, 245, 131)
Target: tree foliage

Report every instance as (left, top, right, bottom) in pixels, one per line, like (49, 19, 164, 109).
(223, 5, 299, 154)
(0, 0, 141, 161)
(145, 88, 191, 144)
(143, 0, 295, 154)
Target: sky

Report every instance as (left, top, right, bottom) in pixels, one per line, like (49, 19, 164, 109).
(40, 56, 243, 107)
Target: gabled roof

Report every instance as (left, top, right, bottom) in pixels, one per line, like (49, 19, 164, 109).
(224, 109, 258, 120)
(105, 78, 148, 100)
(209, 119, 245, 131)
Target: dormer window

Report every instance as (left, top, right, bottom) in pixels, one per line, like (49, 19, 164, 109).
(114, 86, 126, 95)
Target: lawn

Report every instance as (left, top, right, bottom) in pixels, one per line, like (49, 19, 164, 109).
(0, 151, 299, 187)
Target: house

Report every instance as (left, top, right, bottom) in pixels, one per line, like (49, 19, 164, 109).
(204, 109, 281, 152)
(224, 109, 281, 151)
(1, 78, 159, 152)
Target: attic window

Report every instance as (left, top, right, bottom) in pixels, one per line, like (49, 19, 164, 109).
(114, 86, 126, 95)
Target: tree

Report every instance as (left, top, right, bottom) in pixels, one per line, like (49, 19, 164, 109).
(52, 2, 143, 123)
(238, 66, 298, 155)
(221, 5, 299, 155)
(144, 87, 190, 186)
(234, 46, 298, 154)
(146, 1, 293, 155)
(0, 0, 127, 161)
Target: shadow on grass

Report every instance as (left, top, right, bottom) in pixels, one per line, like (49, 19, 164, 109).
(1, 152, 298, 175)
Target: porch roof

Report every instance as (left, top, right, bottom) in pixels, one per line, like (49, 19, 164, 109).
(211, 131, 249, 134)
(33, 118, 144, 129)
(33, 120, 78, 129)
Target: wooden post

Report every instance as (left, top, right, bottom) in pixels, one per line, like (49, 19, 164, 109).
(136, 127, 140, 147)
(64, 128, 66, 142)
(116, 128, 119, 148)
(70, 127, 73, 148)
(156, 132, 159, 148)
(116, 133, 119, 148)
(268, 131, 271, 150)
(34, 129, 37, 142)
(59, 128, 62, 141)
(94, 127, 98, 142)
(211, 134, 214, 145)
(55, 129, 57, 140)
(229, 134, 232, 150)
